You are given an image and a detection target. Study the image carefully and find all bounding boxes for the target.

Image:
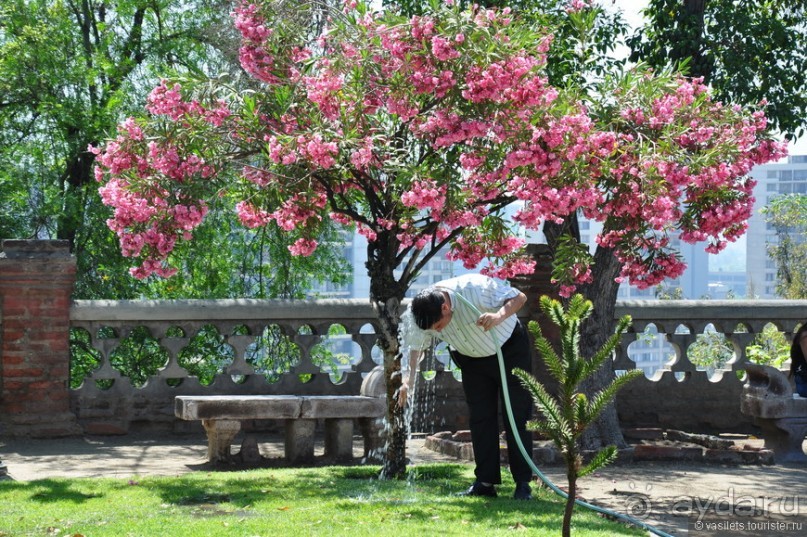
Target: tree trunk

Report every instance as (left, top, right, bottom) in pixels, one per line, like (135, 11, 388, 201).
(563, 469, 576, 537)
(57, 144, 95, 249)
(681, 0, 711, 81)
(576, 246, 628, 450)
(374, 296, 408, 478)
(542, 218, 627, 449)
(366, 235, 409, 479)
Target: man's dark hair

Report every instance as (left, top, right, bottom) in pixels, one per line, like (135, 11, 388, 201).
(411, 288, 445, 330)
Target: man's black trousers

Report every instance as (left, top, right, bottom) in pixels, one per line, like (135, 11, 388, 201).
(451, 321, 534, 485)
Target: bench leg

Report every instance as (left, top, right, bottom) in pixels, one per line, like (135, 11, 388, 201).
(286, 419, 315, 464)
(202, 419, 241, 463)
(324, 419, 354, 461)
(359, 417, 385, 463)
(760, 418, 807, 463)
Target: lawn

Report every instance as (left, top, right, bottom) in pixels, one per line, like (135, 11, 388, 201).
(0, 464, 644, 536)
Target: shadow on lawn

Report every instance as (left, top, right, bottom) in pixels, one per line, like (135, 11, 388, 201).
(151, 463, 468, 506)
(145, 463, 641, 535)
(1, 479, 105, 504)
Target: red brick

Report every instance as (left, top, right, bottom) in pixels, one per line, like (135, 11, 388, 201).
(1, 328, 28, 342)
(28, 380, 61, 391)
(1, 354, 26, 365)
(1, 402, 28, 414)
(3, 367, 45, 378)
(0, 318, 31, 330)
(0, 240, 79, 434)
(26, 342, 69, 354)
(1, 343, 29, 355)
(633, 444, 705, 461)
(1, 380, 25, 391)
(48, 390, 71, 402)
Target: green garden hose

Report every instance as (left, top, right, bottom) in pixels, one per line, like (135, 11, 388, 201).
(448, 291, 674, 537)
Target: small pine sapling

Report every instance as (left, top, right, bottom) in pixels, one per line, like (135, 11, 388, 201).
(513, 294, 641, 537)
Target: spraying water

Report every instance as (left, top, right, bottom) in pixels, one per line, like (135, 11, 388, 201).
(396, 308, 439, 485)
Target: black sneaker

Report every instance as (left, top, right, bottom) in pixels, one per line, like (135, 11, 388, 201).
(458, 481, 497, 497)
(513, 481, 532, 500)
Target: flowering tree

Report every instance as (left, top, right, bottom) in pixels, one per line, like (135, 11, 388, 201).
(92, 0, 785, 477)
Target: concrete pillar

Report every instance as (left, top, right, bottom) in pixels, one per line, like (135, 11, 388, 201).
(285, 419, 315, 463)
(507, 243, 561, 383)
(202, 419, 241, 462)
(508, 243, 559, 323)
(324, 418, 353, 461)
(0, 240, 81, 437)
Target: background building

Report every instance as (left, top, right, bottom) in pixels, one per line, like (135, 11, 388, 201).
(746, 155, 807, 298)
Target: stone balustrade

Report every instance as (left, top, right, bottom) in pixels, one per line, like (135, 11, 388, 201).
(1, 239, 806, 438)
(614, 300, 805, 433)
(65, 297, 806, 436)
(68, 298, 384, 435)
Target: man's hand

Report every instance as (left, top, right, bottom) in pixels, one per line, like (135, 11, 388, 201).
(476, 312, 504, 331)
(476, 292, 526, 331)
(396, 383, 410, 408)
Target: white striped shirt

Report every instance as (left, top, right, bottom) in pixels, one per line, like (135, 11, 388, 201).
(405, 274, 520, 357)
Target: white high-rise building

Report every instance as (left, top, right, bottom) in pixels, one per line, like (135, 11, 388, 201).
(746, 155, 807, 298)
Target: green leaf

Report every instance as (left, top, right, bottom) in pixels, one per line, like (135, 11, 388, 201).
(579, 445, 618, 477)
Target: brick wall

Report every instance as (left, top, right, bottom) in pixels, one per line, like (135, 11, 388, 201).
(0, 240, 81, 437)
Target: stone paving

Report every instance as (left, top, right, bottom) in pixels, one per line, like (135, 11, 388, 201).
(3, 432, 807, 536)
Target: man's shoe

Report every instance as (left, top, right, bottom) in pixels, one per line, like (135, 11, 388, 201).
(459, 481, 497, 497)
(513, 482, 532, 500)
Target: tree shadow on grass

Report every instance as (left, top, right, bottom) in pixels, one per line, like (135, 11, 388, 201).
(145, 464, 642, 535)
(1, 478, 105, 504)
(151, 463, 468, 507)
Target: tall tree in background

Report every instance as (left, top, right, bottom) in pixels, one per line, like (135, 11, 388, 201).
(628, 0, 807, 140)
(93, 0, 783, 476)
(0, 0, 230, 245)
(0, 0, 349, 299)
(762, 194, 807, 299)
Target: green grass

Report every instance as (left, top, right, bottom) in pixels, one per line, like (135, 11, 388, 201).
(0, 464, 643, 536)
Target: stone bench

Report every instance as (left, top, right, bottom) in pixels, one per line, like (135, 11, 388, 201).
(175, 395, 386, 464)
(740, 364, 807, 463)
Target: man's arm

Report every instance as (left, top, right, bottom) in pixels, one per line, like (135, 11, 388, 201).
(397, 349, 423, 408)
(475, 290, 527, 331)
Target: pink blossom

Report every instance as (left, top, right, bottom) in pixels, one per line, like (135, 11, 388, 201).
(401, 179, 447, 213)
(239, 45, 278, 84)
(236, 201, 273, 228)
(302, 134, 339, 169)
(480, 257, 537, 280)
(431, 36, 460, 61)
(119, 117, 144, 140)
(232, 3, 273, 43)
(94, 0, 786, 297)
(357, 223, 377, 242)
(271, 193, 326, 231)
(350, 138, 376, 169)
(288, 238, 318, 256)
(566, 0, 592, 13)
(242, 166, 275, 186)
(305, 70, 345, 120)
(146, 82, 189, 120)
